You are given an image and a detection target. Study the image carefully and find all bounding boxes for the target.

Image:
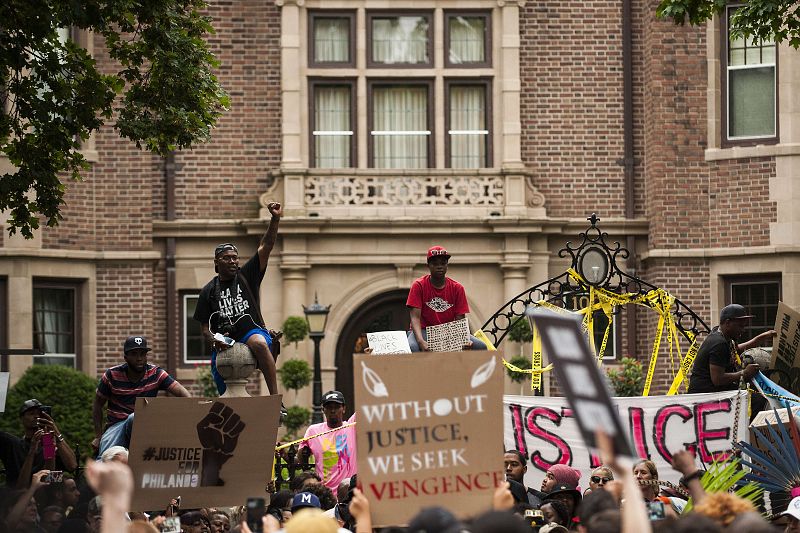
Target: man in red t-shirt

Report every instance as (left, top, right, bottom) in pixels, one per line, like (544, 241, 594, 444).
(406, 246, 487, 352)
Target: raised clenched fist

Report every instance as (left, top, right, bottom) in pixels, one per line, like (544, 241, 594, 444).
(197, 401, 246, 486)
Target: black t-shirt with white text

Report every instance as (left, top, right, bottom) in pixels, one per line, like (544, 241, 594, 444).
(194, 253, 266, 340)
(688, 329, 738, 393)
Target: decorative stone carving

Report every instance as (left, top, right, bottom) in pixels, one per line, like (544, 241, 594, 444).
(304, 175, 504, 206)
(258, 173, 284, 219)
(525, 176, 546, 207)
(214, 343, 257, 398)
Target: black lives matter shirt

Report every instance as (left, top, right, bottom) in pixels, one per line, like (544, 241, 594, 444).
(687, 329, 739, 393)
(194, 253, 266, 340)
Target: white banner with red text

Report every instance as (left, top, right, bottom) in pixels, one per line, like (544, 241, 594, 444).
(504, 390, 748, 488)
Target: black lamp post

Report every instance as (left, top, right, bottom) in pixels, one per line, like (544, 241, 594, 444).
(303, 293, 330, 424)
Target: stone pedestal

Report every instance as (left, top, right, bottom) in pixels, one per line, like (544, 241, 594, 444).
(215, 343, 257, 398)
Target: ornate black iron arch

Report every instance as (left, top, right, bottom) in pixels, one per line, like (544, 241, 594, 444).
(480, 213, 711, 348)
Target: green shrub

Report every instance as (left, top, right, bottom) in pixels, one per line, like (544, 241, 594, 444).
(283, 406, 311, 440)
(278, 358, 312, 393)
(606, 357, 644, 397)
(0, 365, 97, 458)
(195, 365, 219, 398)
(508, 317, 533, 343)
(505, 355, 532, 384)
(282, 316, 309, 348)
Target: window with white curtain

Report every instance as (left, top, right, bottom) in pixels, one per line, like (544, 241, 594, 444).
(32, 285, 77, 367)
(369, 14, 431, 66)
(312, 83, 353, 167)
(307, 9, 495, 169)
(725, 6, 776, 141)
(371, 84, 431, 168)
(446, 13, 489, 66)
(448, 83, 489, 167)
(311, 13, 353, 65)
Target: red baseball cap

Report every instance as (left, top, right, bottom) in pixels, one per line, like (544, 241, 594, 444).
(427, 246, 451, 262)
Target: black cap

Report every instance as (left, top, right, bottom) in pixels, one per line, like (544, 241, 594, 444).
(19, 399, 43, 416)
(720, 304, 754, 322)
(214, 243, 239, 258)
(322, 390, 345, 405)
(546, 483, 582, 507)
(123, 336, 152, 353)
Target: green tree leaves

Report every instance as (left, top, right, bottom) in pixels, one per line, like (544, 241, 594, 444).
(0, 0, 228, 237)
(656, 0, 800, 48)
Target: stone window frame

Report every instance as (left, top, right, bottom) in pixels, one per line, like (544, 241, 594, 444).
(307, 10, 357, 69)
(308, 77, 358, 168)
(444, 77, 493, 168)
(279, 0, 526, 171)
(443, 9, 493, 69)
(366, 78, 436, 168)
(720, 5, 779, 147)
(181, 291, 210, 365)
(31, 279, 82, 370)
(365, 10, 435, 69)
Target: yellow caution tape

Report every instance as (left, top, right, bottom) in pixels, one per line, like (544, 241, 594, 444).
(473, 329, 498, 351)
(275, 422, 358, 451)
(532, 323, 543, 391)
(488, 269, 698, 395)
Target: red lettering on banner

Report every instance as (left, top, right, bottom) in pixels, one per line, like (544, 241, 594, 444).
(589, 453, 602, 469)
(526, 407, 572, 471)
(628, 407, 650, 459)
(653, 404, 692, 463)
(509, 403, 528, 459)
(694, 399, 732, 463)
(564, 407, 602, 467)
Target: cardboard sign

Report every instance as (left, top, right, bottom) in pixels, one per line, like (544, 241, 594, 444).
(128, 396, 282, 510)
(772, 302, 800, 375)
(528, 309, 633, 457)
(354, 351, 504, 526)
(749, 405, 800, 464)
(426, 318, 470, 352)
(367, 331, 411, 354)
(505, 390, 749, 488)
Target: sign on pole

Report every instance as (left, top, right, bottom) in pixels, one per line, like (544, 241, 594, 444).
(354, 351, 504, 526)
(528, 309, 633, 457)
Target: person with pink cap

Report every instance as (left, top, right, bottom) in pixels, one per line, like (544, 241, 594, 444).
(406, 245, 486, 352)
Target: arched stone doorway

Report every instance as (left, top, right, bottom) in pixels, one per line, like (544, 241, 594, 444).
(335, 289, 408, 406)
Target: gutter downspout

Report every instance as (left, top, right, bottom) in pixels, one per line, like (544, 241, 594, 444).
(622, 0, 637, 358)
(165, 152, 178, 374)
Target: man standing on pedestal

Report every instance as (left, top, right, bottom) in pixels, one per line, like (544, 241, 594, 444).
(194, 202, 282, 397)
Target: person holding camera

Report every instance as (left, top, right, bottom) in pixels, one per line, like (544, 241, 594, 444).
(193, 202, 283, 397)
(0, 399, 76, 488)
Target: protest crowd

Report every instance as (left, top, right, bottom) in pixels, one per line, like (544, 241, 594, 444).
(2, 211, 798, 533)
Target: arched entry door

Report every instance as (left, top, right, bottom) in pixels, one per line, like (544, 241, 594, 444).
(335, 289, 408, 406)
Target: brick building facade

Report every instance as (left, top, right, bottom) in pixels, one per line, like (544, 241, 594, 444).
(1, 0, 798, 406)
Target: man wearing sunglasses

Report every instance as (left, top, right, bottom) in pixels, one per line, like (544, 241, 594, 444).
(194, 202, 282, 397)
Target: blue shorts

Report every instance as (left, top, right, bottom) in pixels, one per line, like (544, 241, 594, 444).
(210, 327, 273, 395)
